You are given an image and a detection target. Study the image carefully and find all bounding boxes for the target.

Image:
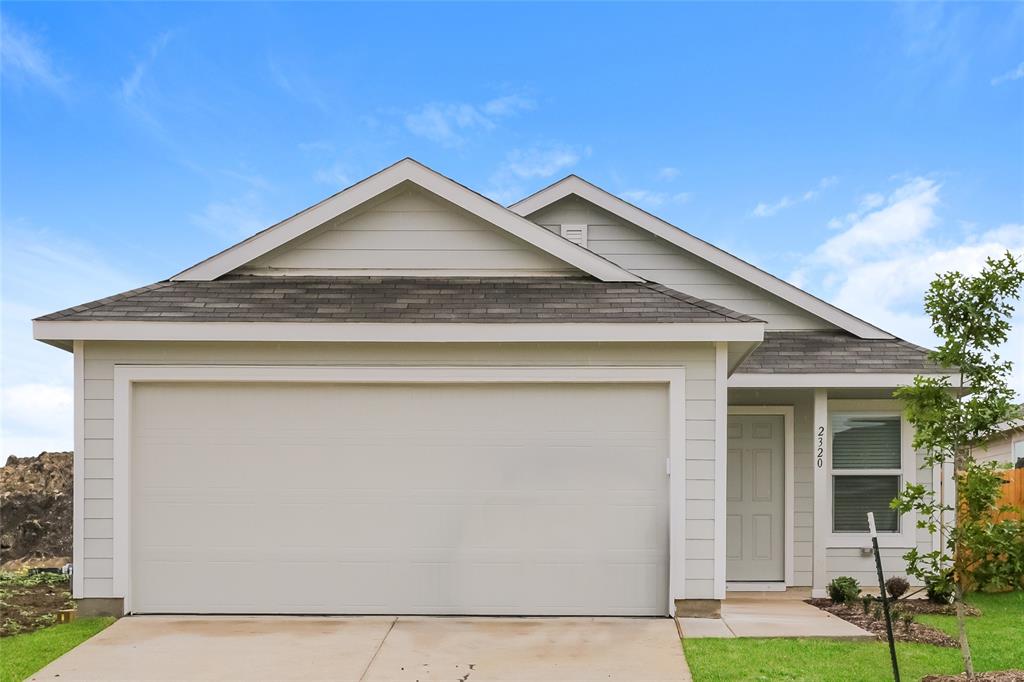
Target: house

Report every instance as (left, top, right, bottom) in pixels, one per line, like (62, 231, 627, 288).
(33, 158, 956, 619)
(976, 407, 1024, 467)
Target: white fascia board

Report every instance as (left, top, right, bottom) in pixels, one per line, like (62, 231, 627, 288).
(172, 159, 641, 283)
(728, 372, 958, 388)
(34, 320, 766, 344)
(510, 176, 893, 340)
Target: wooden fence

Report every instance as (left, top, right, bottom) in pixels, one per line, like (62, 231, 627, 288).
(995, 467, 1024, 522)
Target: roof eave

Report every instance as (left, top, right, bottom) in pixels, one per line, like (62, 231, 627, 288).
(33, 319, 766, 344)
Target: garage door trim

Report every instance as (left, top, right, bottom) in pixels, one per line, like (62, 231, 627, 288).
(111, 364, 687, 615)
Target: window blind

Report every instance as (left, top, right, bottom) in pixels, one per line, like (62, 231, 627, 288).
(831, 415, 901, 469)
(833, 475, 900, 532)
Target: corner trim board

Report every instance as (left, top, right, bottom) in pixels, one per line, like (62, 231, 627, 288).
(72, 340, 85, 598)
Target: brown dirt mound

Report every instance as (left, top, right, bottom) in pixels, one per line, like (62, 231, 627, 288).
(0, 452, 73, 567)
(806, 598, 965, 647)
(922, 672, 1024, 682)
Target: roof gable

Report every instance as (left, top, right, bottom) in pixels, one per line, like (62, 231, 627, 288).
(510, 176, 893, 339)
(173, 159, 641, 283)
(236, 184, 579, 277)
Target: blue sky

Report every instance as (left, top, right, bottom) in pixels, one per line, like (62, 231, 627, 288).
(2, 2, 1023, 456)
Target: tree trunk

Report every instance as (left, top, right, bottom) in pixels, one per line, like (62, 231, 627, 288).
(954, 582, 974, 678)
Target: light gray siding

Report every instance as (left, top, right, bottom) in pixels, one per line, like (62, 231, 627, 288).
(239, 188, 578, 276)
(80, 340, 720, 601)
(729, 388, 932, 587)
(977, 432, 1021, 465)
(527, 196, 836, 331)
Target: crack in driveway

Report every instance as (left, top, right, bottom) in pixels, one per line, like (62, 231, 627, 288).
(359, 616, 398, 681)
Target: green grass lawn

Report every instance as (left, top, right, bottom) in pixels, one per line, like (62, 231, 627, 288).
(918, 591, 1024, 674)
(0, 617, 114, 682)
(684, 592, 1022, 682)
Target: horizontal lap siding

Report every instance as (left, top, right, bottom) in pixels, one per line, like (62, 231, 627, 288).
(527, 196, 834, 331)
(731, 389, 932, 586)
(81, 341, 717, 601)
(240, 188, 576, 276)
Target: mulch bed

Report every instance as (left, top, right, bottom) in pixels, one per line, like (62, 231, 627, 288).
(805, 598, 976, 647)
(0, 572, 73, 636)
(922, 672, 1024, 682)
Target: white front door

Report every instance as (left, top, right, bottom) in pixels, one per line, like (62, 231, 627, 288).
(726, 414, 785, 581)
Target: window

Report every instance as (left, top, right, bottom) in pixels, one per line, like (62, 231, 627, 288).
(831, 414, 902, 533)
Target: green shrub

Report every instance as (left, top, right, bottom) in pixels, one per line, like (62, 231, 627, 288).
(827, 576, 861, 603)
(926, 576, 955, 604)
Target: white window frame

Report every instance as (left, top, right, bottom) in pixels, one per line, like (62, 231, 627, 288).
(826, 399, 916, 548)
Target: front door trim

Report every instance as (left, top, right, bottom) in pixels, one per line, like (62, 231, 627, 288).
(727, 406, 795, 586)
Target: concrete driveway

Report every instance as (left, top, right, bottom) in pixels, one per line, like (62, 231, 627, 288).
(31, 616, 690, 681)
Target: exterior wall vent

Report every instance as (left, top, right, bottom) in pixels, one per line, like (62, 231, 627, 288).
(560, 224, 588, 248)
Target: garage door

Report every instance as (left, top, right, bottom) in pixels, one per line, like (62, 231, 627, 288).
(132, 381, 669, 615)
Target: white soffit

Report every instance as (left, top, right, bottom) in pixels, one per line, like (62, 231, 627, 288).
(510, 176, 893, 340)
(172, 159, 641, 283)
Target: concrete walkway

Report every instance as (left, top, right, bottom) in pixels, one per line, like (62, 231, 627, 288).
(679, 595, 874, 640)
(32, 615, 691, 681)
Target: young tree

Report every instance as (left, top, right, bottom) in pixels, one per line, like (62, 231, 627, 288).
(892, 252, 1024, 678)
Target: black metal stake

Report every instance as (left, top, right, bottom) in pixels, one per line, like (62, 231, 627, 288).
(869, 512, 900, 682)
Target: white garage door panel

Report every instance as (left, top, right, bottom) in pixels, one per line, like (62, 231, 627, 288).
(132, 382, 669, 615)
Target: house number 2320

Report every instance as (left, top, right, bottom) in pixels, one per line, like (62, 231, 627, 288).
(816, 426, 825, 468)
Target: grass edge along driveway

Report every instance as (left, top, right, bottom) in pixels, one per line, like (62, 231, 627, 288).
(0, 617, 115, 682)
(683, 591, 1023, 682)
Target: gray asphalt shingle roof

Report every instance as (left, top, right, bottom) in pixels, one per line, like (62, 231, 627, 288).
(736, 330, 944, 374)
(37, 276, 762, 324)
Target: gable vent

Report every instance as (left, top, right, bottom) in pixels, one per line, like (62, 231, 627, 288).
(560, 224, 588, 248)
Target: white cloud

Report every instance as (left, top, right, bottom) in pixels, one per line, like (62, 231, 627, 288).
(657, 167, 681, 181)
(752, 176, 838, 217)
(121, 31, 173, 103)
(992, 62, 1024, 86)
(313, 163, 350, 187)
(793, 175, 1024, 397)
(1, 227, 141, 457)
(404, 94, 535, 146)
(189, 192, 268, 241)
(815, 177, 940, 265)
(481, 94, 535, 117)
(0, 15, 68, 96)
(620, 189, 692, 209)
(485, 144, 585, 204)
(3, 383, 72, 436)
(500, 145, 580, 180)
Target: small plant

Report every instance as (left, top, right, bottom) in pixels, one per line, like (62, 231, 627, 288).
(827, 576, 861, 603)
(901, 611, 915, 633)
(860, 594, 874, 614)
(885, 576, 910, 600)
(926, 576, 954, 605)
(873, 604, 884, 622)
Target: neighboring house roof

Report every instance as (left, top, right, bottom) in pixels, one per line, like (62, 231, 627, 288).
(509, 175, 893, 340)
(736, 331, 943, 374)
(172, 159, 642, 284)
(37, 276, 762, 324)
(988, 404, 1024, 439)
